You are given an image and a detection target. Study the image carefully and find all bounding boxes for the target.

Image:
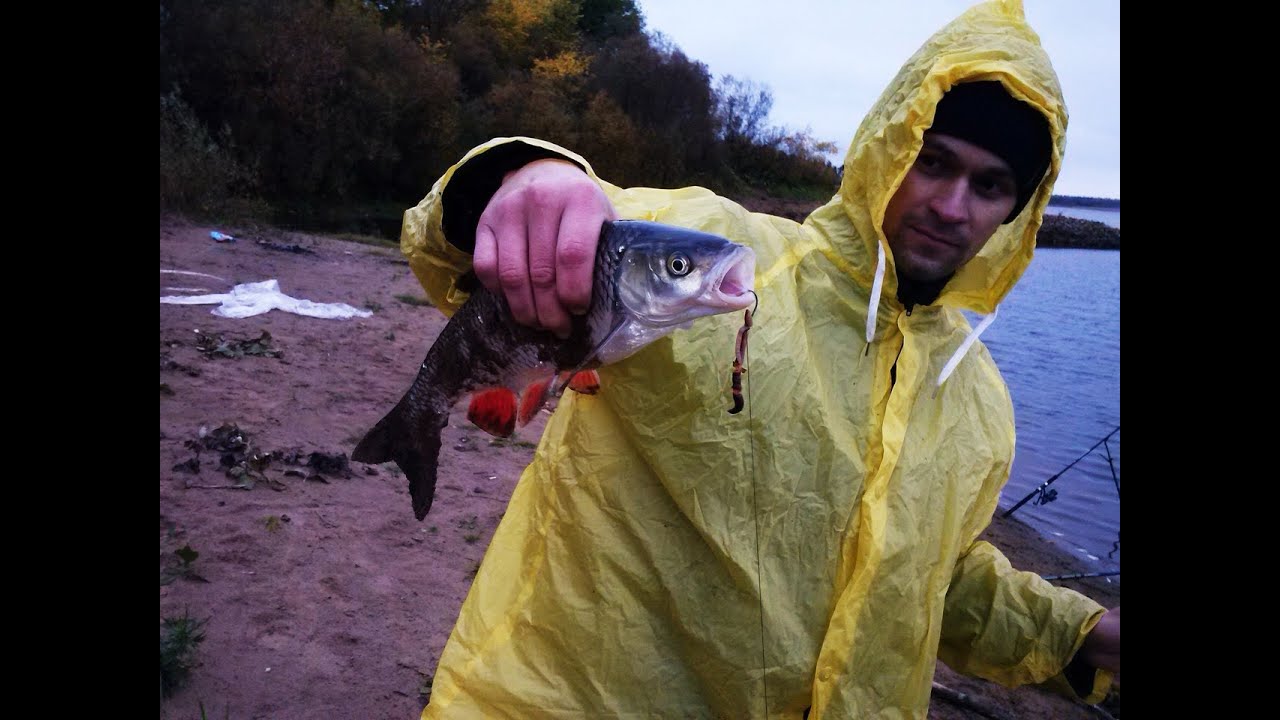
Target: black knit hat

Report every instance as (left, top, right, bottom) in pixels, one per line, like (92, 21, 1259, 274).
(928, 81, 1052, 224)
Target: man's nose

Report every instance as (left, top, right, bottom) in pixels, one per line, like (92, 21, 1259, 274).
(929, 180, 969, 223)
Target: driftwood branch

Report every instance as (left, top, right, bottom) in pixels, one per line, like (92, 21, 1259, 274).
(931, 682, 1015, 720)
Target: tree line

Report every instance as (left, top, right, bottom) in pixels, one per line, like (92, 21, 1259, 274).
(159, 0, 840, 233)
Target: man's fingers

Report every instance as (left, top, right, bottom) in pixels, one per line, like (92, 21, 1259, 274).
(473, 157, 617, 333)
(473, 224, 500, 294)
(556, 206, 605, 316)
(524, 200, 572, 338)
(491, 224, 538, 328)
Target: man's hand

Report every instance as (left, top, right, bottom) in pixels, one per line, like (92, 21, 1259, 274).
(1079, 606, 1120, 686)
(474, 158, 617, 338)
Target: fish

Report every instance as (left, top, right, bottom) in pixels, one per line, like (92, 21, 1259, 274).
(352, 219, 757, 520)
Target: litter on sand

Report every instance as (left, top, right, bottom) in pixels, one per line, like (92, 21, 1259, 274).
(160, 279, 372, 320)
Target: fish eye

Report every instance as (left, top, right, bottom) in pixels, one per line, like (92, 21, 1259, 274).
(667, 253, 692, 277)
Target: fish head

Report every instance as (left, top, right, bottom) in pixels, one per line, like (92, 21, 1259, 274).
(610, 221, 756, 328)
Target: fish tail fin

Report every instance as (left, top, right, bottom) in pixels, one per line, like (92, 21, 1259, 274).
(467, 388, 518, 437)
(351, 411, 396, 466)
(352, 401, 446, 521)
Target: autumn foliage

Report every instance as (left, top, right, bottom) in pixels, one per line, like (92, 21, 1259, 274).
(159, 0, 840, 231)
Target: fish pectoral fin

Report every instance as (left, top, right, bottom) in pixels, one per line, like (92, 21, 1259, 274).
(467, 388, 518, 437)
(517, 377, 553, 427)
(564, 370, 601, 395)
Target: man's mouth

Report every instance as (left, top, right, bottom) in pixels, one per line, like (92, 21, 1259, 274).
(910, 224, 961, 249)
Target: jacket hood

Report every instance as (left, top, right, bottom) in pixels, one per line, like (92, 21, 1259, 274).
(829, 0, 1068, 314)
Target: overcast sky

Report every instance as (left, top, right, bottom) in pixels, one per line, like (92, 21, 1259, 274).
(635, 0, 1120, 199)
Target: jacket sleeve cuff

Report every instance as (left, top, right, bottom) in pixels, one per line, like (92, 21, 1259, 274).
(440, 140, 587, 253)
(1036, 607, 1114, 705)
(1062, 652, 1112, 703)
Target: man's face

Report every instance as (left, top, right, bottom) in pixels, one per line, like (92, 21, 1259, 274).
(881, 132, 1020, 283)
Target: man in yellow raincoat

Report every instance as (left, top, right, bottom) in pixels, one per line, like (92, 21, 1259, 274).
(398, 0, 1119, 716)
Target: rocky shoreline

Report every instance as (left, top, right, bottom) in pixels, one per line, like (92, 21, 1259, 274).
(1037, 213, 1120, 250)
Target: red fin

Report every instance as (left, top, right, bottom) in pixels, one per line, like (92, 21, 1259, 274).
(518, 378, 552, 427)
(467, 388, 517, 437)
(566, 370, 601, 395)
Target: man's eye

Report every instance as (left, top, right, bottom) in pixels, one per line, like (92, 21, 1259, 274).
(976, 176, 1016, 199)
(916, 153, 945, 173)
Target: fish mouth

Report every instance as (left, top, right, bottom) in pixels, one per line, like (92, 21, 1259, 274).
(704, 246, 757, 309)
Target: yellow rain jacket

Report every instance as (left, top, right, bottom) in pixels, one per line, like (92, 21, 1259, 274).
(402, 1, 1110, 716)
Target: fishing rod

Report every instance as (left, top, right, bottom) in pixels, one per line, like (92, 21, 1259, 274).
(1002, 426, 1121, 518)
(1041, 571, 1120, 581)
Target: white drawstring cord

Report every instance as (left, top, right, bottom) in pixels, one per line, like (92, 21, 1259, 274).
(932, 306, 1000, 398)
(864, 240, 887, 353)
